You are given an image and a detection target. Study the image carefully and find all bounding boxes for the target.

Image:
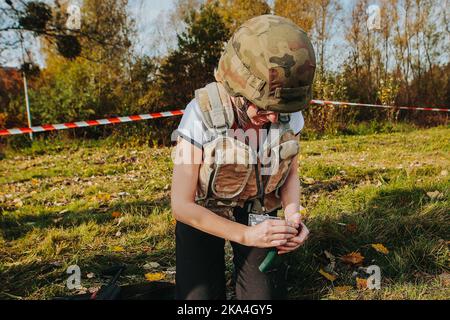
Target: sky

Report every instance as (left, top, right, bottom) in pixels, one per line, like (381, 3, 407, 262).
(128, 0, 175, 56)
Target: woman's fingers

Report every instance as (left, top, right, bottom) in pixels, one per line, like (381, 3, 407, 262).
(278, 241, 300, 248)
(273, 223, 310, 253)
(297, 223, 310, 242)
(271, 239, 288, 246)
(269, 233, 293, 240)
(269, 225, 299, 235)
(276, 242, 300, 251)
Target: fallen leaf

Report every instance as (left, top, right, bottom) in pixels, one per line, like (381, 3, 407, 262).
(111, 246, 125, 252)
(75, 288, 88, 294)
(426, 191, 444, 200)
(118, 192, 130, 197)
(88, 286, 100, 294)
(371, 243, 389, 254)
(356, 277, 367, 289)
(319, 268, 337, 281)
(145, 272, 165, 282)
(438, 273, 450, 287)
(111, 211, 122, 218)
(95, 193, 111, 202)
(341, 252, 364, 266)
(12, 198, 23, 208)
(334, 286, 352, 293)
(302, 177, 315, 185)
(143, 262, 160, 270)
(346, 223, 358, 233)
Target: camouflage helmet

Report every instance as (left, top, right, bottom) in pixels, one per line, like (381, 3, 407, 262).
(215, 14, 316, 113)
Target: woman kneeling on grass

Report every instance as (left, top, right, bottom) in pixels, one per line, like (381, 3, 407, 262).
(171, 14, 316, 300)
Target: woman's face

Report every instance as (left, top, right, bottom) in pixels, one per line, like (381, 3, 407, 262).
(246, 102, 279, 126)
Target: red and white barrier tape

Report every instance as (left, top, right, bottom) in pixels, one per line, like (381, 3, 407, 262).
(0, 110, 184, 136)
(0, 100, 448, 137)
(310, 100, 450, 113)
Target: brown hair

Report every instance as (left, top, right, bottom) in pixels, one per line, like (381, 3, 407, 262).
(232, 97, 251, 128)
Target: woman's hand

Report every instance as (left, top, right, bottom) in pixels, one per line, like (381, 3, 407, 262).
(243, 219, 299, 248)
(276, 222, 309, 254)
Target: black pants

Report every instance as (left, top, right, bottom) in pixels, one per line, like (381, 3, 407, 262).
(175, 205, 287, 300)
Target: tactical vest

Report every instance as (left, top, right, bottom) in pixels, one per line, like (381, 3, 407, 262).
(194, 82, 299, 220)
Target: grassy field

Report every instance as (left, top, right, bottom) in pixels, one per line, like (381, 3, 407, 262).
(0, 126, 449, 300)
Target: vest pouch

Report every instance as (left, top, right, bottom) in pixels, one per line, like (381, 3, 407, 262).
(264, 139, 299, 194)
(209, 136, 255, 199)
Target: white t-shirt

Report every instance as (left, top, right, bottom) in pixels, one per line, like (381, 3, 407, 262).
(174, 99, 304, 149)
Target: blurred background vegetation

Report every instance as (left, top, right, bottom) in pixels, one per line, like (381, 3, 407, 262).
(0, 0, 449, 148)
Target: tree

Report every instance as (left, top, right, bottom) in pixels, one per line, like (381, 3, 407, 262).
(273, 0, 317, 33)
(157, 2, 229, 109)
(215, 0, 271, 33)
(19, 0, 136, 126)
(138, 2, 229, 145)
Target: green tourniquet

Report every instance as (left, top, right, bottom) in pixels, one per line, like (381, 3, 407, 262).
(259, 249, 278, 273)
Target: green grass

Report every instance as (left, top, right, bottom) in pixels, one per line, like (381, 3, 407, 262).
(0, 126, 449, 300)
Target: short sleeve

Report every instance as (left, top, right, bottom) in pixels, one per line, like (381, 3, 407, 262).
(174, 99, 212, 148)
(289, 111, 305, 135)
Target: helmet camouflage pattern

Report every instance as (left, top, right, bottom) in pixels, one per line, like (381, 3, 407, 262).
(215, 14, 316, 113)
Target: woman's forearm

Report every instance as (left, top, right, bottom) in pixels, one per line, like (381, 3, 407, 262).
(173, 202, 248, 244)
(280, 156, 301, 217)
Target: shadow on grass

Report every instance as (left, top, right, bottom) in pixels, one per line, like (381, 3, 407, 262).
(0, 196, 171, 241)
(284, 185, 449, 299)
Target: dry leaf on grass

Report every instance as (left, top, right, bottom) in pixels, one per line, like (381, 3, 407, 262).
(426, 191, 444, 200)
(111, 246, 125, 252)
(143, 262, 160, 270)
(344, 223, 357, 233)
(12, 198, 23, 208)
(371, 243, 389, 254)
(438, 273, 450, 287)
(95, 193, 111, 202)
(302, 177, 315, 185)
(356, 277, 368, 289)
(111, 211, 122, 218)
(145, 272, 165, 282)
(341, 252, 365, 266)
(319, 268, 337, 281)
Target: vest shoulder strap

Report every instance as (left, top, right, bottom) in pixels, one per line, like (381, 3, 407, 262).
(195, 82, 235, 135)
